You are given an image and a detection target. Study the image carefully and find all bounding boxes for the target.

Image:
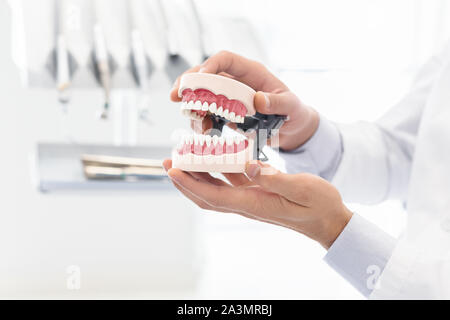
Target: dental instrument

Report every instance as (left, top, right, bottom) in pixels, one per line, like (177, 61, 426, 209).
(156, 0, 191, 84)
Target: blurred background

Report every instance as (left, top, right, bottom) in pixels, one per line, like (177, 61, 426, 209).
(1, 0, 450, 299)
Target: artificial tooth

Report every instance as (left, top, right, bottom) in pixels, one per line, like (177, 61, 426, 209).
(226, 136, 234, 145)
(219, 136, 225, 145)
(187, 101, 194, 110)
(202, 102, 209, 111)
(209, 102, 217, 113)
(223, 109, 229, 119)
(194, 134, 200, 145)
(194, 100, 202, 110)
(233, 135, 241, 144)
(217, 106, 223, 116)
(189, 134, 194, 144)
(212, 135, 219, 145)
(205, 135, 212, 147)
(198, 134, 205, 145)
(235, 115, 241, 123)
(229, 112, 236, 122)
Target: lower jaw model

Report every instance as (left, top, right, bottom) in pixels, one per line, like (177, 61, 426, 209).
(173, 133, 253, 173)
(172, 73, 285, 173)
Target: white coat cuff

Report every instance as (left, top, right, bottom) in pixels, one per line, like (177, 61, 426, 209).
(324, 213, 396, 298)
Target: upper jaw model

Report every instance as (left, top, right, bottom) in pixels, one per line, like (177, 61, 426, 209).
(172, 73, 286, 173)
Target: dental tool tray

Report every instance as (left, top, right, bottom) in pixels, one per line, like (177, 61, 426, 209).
(33, 143, 172, 193)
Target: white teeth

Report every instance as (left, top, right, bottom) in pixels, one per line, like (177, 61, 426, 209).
(219, 136, 225, 145)
(194, 100, 202, 110)
(212, 135, 219, 145)
(189, 134, 194, 144)
(209, 102, 217, 113)
(226, 136, 234, 145)
(181, 98, 244, 124)
(205, 135, 211, 147)
(193, 134, 199, 145)
(223, 108, 229, 119)
(198, 134, 205, 145)
(233, 135, 241, 144)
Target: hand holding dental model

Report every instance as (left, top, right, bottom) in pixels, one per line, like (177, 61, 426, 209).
(170, 50, 320, 151)
(166, 51, 352, 250)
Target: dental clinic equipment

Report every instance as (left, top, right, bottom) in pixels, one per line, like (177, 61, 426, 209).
(81, 154, 166, 180)
(128, 0, 154, 123)
(188, 0, 210, 62)
(172, 73, 286, 172)
(156, 0, 191, 84)
(92, 0, 111, 120)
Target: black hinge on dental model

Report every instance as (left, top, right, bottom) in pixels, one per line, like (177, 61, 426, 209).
(210, 113, 287, 161)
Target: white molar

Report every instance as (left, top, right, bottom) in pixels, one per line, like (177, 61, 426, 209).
(217, 106, 223, 116)
(202, 102, 209, 111)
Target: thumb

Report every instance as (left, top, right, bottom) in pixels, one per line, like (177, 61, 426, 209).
(245, 161, 312, 206)
(254, 91, 300, 116)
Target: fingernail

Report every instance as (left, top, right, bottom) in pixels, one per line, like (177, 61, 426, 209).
(246, 162, 261, 179)
(263, 92, 270, 109)
(167, 169, 180, 183)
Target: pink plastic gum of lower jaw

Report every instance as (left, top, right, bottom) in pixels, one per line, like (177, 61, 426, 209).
(177, 73, 257, 116)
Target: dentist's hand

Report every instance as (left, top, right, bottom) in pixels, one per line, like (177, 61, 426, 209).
(163, 159, 352, 249)
(170, 51, 319, 151)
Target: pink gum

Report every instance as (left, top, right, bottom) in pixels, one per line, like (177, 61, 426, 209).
(181, 89, 247, 118)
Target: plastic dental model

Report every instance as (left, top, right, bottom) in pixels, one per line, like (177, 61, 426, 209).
(172, 73, 286, 173)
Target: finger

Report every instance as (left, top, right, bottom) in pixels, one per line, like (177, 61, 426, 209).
(170, 65, 202, 102)
(170, 179, 230, 213)
(190, 117, 213, 133)
(245, 161, 313, 207)
(199, 51, 283, 91)
(222, 173, 251, 187)
(189, 171, 229, 187)
(254, 91, 300, 116)
(163, 159, 172, 172)
(168, 168, 262, 214)
(169, 168, 304, 225)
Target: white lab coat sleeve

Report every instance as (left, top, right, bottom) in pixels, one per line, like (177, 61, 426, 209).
(324, 213, 396, 297)
(332, 53, 446, 204)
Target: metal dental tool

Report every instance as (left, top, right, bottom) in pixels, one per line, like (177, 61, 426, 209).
(93, 1, 111, 120)
(128, 0, 154, 123)
(188, 0, 210, 62)
(156, 0, 191, 84)
(53, 0, 77, 141)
